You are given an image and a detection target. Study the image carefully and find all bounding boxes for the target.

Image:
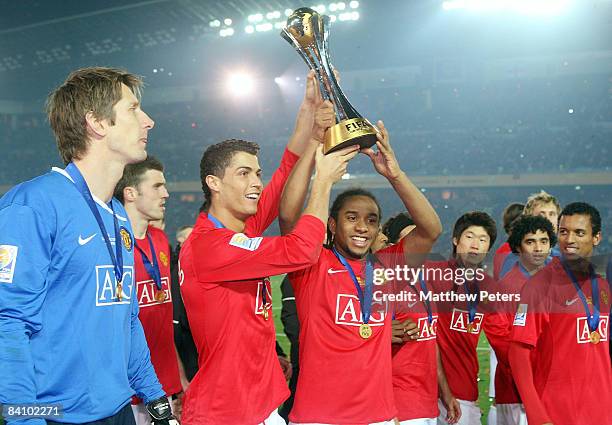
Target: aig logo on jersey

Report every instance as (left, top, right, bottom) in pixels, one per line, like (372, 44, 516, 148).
(576, 316, 609, 344)
(335, 294, 386, 326)
(417, 316, 438, 341)
(0, 245, 18, 283)
(95, 265, 134, 306)
(138, 277, 172, 308)
(450, 308, 484, 334)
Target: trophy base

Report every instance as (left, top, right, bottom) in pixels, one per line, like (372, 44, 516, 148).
(323, 117, 379, 155)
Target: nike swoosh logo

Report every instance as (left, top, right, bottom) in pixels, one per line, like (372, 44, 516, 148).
(78, 234, 97, 246)
(407, 301, 418, 308)
(565, 298, 579, 306)
(328, 268, 347, 274)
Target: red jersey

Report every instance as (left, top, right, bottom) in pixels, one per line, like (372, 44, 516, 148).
(287, 244, 406, 424)
(487, 262, 531, 405)
(493, 242, 511, 281)
(392, 278, 439, 421)
(510, 257, 612, 425)
(428, 260, 505, 402)
(180, 150, 329, 425)
(132, 226, 181, 401)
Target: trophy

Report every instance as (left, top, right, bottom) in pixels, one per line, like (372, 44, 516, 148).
(281, 7, 379, 154)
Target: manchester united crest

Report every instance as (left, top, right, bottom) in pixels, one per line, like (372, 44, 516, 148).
(159, 251, 169, 267)
(119, 227, 133, 252)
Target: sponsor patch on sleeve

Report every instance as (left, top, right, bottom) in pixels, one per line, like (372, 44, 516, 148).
(229, 233, 263, 251)
(513, 303, 528, 327)
(0, 245, 19, 283)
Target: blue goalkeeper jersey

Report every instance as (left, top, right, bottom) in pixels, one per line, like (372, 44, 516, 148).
(0, 167, 164, 424)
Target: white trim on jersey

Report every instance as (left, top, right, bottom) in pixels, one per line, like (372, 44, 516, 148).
(51, 167, 128, 221)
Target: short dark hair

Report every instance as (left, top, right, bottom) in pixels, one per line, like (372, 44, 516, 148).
(502, 202, 524, 235)
(559, 202, 601, 235)
(326, 188, 382, 247)
(200, 139, 259, 211)
(46, 67, 143, 165)
(382, 212, 414, 244)
(508, 215, 556, 253)
(114, 156, 164, 203)
(452, 211, 497, 254)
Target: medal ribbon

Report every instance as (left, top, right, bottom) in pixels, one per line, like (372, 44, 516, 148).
(65, 163, 123, 283)
(561, 260, 600, 332)
(136, 233, 162, 290)
(462, 279, 479, 324)
(418, 273, 434, 325)
(332, 247, 374, 324)
(208, 213, 268, 310)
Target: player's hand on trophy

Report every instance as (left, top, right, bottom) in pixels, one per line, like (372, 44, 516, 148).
(314, 144, 359, 184)
(361, 120, 402, 181)
(391, 318, 419, 344)
(313, 100, 335, 142)
(146, 396, 180, 425)
(295, 71, 324, 138)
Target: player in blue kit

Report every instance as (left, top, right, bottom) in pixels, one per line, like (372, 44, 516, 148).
(0, 68, 175, 425)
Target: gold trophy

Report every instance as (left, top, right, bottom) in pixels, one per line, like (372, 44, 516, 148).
(281, 7, 379, 154)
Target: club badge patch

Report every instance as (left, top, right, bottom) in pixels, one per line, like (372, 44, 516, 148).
(229, 233, 263, 251)
(120, 227, 133, 252)
(0, 245, 19, 283)
(159, 251, 169, 267)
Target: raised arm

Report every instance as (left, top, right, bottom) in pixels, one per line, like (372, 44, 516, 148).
(362, 121, 443, 267)
(286, 70, 325, 156)
(246, 71, 327, 235)
(279, 77, 335, 235)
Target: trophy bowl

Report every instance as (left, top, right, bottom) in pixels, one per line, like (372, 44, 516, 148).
(281, 7, 379, 154)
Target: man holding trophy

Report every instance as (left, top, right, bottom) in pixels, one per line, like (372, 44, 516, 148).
(279, 8, 444, 425)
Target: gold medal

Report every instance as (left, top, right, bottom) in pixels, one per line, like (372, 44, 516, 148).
(155, 290, 166, 302)
(590, 331, 601, 344)
(359, 323, 372, 339)
(467, 323, 475, 333)
(116, 282, 123, 301)
(263, 307, 269, 321)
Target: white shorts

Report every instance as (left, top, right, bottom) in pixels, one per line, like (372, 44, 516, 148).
(400, 418, 437, 425)
(489, 348, 497, 398)
(496, 403, 527, 425)
(261, 409, 287, 425)
(437, 399, 481, 425)
(131, 397, 173, 425)
(290, 419, 394, 425)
